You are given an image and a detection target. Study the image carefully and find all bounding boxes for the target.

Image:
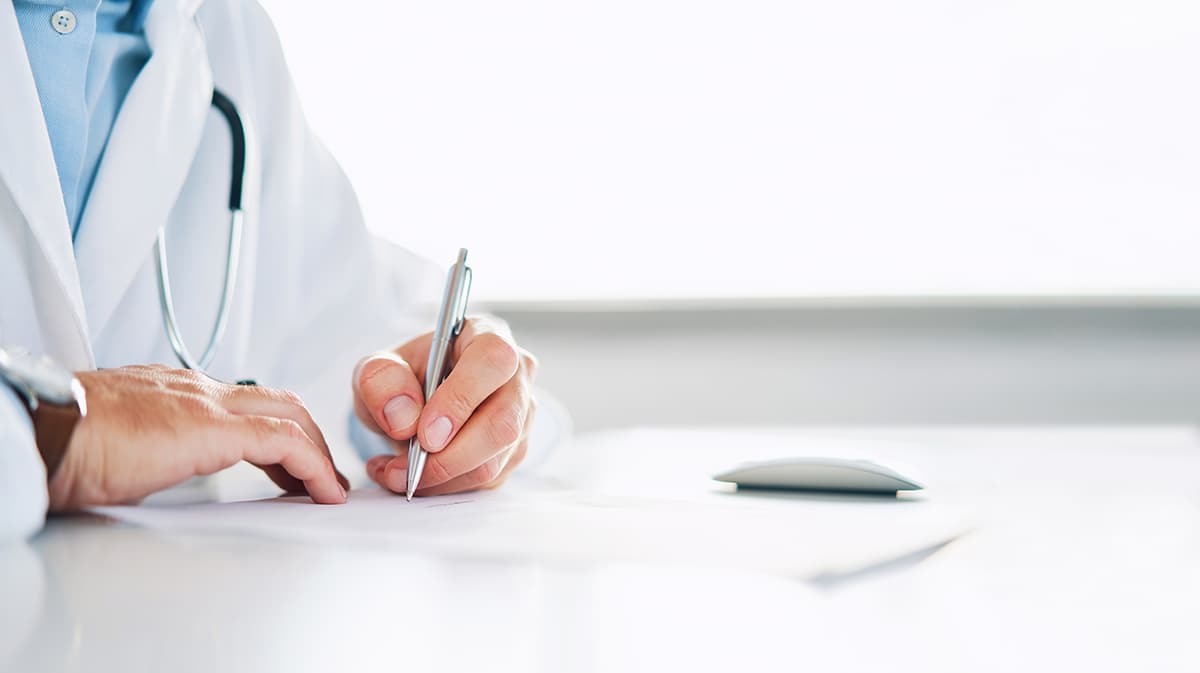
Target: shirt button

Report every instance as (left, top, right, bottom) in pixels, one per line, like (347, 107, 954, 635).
(51, 9, 77, 35)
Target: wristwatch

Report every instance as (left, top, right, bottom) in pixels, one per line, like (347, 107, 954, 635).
(0, 347, 88, 480)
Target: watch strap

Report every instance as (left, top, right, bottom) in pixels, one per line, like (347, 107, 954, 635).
(33, 401, 82, 480)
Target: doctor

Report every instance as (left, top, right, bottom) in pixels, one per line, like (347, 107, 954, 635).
(0, 0, 539, 540)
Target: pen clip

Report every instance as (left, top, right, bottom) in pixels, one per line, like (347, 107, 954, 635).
(452, 265, 472, 336)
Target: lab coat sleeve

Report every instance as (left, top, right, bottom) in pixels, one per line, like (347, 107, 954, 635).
(0, 385, 47, 541)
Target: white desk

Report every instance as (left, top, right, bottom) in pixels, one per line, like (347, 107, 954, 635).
(5, 426, 1200, 672)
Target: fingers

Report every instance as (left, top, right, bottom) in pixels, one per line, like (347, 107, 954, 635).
(367, 451, 411, 494)
(417, 397, 534, 496)
(393, 376, 531, 490)
(417, 324, 521, 454)
(360, 316, 538, 498)
(66, 364, 350, 508)
(256, 464, 307, 497)
(222, 385, 349, 491)
(412, 452, 510, 497)
(234, 415, 347, 504)
(353, 352, 426, 441)
(415, 437, 528, 497)
(365, 454, 395, 485)
(369, 446, 511, 496)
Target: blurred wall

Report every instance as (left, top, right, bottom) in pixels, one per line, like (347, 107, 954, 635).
(493, 302, 1200, 431)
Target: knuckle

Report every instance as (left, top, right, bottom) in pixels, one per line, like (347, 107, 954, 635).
(247, 416, 278, 444)
(278, 419, 309, 444)
(486, 408, 523, 448)
(357, 356, 411, 402)
(478, 335, 519, 374)
(486, 455, 519, 490)
(274, 388, 305, 407)
(521, 351, 539, 378)
(358, 356, 398, 388)
(178, 370, 215, 395)
(510, 441, 529, 468)
(180, 394, 222, 421)
(483, 455, 505, 481)
(254, 417, 307, 448)
(469, 458, 503, 488)
(357, 356, 389, 383)
(442, 386, 476, 420)
(424, 454, 456, 485)
(178, 367, 205, 383)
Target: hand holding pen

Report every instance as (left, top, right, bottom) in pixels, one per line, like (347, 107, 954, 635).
(351, 249, 540, 497)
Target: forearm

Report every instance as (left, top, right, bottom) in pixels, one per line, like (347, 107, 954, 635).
(0, 385, 47, 541)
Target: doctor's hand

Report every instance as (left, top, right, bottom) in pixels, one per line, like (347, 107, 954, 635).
(47, 365, 349, 511)
(353, 316, 538, 497)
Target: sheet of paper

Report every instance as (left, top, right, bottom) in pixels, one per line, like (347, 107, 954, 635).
(94, 484, 968, 578)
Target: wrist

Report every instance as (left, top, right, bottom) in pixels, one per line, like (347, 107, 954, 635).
(0, 348, 88, 484)
(33, 390, 86, 481)
(46, 433, 84, 512)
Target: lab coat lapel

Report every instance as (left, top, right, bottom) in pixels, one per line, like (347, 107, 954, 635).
(0, 2, 93, 364)
(74, 0, 213, 340)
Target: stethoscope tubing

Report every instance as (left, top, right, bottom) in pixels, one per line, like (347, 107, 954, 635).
(154, 88, 247, 375)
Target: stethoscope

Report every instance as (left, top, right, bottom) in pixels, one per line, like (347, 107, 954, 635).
(154, 88, 252, 382)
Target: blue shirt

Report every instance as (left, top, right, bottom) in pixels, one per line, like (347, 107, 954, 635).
(13, 0, 153, 237)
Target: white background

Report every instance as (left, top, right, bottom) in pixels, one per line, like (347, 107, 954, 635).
(259, 0, 1200, 301)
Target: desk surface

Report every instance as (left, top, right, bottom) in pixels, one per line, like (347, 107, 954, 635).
(5, 426, 1200, 673)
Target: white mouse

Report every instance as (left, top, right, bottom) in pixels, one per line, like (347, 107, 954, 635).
(713, 457, 923, 494)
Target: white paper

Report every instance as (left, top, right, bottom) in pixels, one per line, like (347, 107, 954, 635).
(94, 484, 967, 578)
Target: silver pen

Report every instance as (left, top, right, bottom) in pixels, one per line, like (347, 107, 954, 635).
(407, 248, 473, 500)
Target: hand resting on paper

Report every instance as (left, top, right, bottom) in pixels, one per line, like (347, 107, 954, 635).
(352, 316, 538, 497)
(49, 366, 349, 511)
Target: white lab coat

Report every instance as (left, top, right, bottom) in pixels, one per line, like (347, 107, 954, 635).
(0, 0, 446, 539)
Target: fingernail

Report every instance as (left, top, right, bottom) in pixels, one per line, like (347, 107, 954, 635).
(383, 396, 420, 434)
(425, 416, 453, 451)
(387, 467, 408, 493)
(338, 484, 348, 501)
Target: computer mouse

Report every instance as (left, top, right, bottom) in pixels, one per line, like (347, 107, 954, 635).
(713, 457, 923, 494)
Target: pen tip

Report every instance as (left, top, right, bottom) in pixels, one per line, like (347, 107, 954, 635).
(406, 491, 414, 502)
